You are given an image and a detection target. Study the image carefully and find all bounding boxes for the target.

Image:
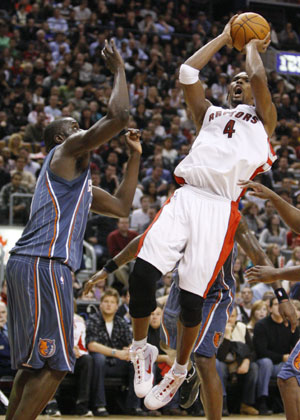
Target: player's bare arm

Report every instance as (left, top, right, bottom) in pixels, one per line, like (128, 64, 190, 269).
(180, 16, 237, 132)
(239, 180, 300, 234)
(51, 39, 129, 178)
(90, 129, 142, 217)
(84, 234, 141, 295)
(236, 215, 297, 332)
(245, 35, 277, 137)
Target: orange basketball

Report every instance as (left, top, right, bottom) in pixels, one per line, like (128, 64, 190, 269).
(231, 12, 270, 51)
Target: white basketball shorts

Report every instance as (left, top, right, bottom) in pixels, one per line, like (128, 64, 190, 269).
(137, 185, 241, 297)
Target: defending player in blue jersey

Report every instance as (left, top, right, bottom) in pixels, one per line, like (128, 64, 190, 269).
(5, 40, 142, 420)
(85, 216, 296, 420)
(240, 179, 300, 420)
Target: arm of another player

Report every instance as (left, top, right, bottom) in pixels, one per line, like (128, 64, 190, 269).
(63, 40, 129, 157)
(90, 129, 141, 217)
(245, 35, 277, 137)
(235, 215, 297, 332)
(180, 16, 237, 132)
(84, 234, 141, 295)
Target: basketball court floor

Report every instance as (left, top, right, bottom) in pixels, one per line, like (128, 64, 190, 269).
(0, 415, 285, 419)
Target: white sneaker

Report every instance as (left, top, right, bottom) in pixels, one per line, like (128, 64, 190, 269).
(130, 343, 158, 398)
(144, 368, 186, 410)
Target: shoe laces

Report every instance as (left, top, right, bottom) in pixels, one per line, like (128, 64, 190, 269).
(130, 346, 147, 384)
(153, 370, 183, 401)
(185, 365, 196, 383)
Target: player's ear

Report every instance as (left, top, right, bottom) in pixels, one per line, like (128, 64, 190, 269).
(54, 133, 64, 145)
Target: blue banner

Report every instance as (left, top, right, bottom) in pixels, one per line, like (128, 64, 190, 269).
(276, 52, 300, 75)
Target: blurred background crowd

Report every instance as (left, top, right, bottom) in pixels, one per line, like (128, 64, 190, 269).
(1, 0, 300, 417)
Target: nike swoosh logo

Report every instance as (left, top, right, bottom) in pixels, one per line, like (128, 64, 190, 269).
(146, 355, 152, 374)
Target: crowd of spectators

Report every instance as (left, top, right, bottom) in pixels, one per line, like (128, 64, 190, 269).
(1, 0, 300, 417)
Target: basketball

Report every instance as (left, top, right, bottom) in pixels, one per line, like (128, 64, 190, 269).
(231, 13, 270, 52)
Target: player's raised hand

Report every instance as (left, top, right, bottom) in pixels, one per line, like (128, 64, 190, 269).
(101, 39, 124, 73)
(125, 128, 142, 155)
(238, 179, 275, 200)
(246, 33, 271, 53)
(83, 269, 108, 296)
(222, 14, 238, 48)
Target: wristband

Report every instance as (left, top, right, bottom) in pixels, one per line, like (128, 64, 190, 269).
(103, 259, 118, 273)
(179, 64, 199, 85)
(274, 287, 289, 303)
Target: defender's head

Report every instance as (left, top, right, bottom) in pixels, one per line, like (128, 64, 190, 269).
(228, 72, 254, 108)
(44, 117, 81, 153)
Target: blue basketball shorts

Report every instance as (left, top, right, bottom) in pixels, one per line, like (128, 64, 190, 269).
(278, 339, 300, 386)
(6, 254, 75, 372)
(160, 272, 235, 357)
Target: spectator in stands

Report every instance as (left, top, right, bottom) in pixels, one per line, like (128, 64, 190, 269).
(0, 155, 10, 190)
(0, 301, 15, 378)
(85, 215, 117, 269)
(259, 215, 287, 249)
(236, 285, 254, 325)
(0, 172, 29, 225)
(247, 300, 268, 339)
(0, 111, 14, 139)
(47, 8, 68, 34)
(86, 288, 144, 416)
(279, 22, 300, 51)
(107, 218, 139, 287)
(18, 147, 40, 177)
(143, 205, 159, 231)
(116, 287, 131, 324)
(253, 297, 299, 415)
(7, 103, 28, 131)
(242, 202, 264, 237)
(10, 156, 36, 192)
(156, 272, 173, 298)
(216, 307, 259, 416)
(130, 195, 150, 233)
(23, 111, 46, 145)
(68, 87, 88, 112)
(142, 164, 168, 196)
(100, 164, 119, 195)
(260, 199, 275, 226)
(44, 95, 62, 119)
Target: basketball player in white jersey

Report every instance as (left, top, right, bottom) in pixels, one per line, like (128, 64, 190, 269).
(126, 17, 281, 411)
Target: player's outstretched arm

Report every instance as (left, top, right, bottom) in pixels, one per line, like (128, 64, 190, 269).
(90, 129, 141, 217)
(63, 40, 129, 157)
(239, 180, 300, 234)
(245, 35, 277, 137)
(84, 234, 141, 295)
(179, 16, 237, 132)
(235, 215, 297, 332)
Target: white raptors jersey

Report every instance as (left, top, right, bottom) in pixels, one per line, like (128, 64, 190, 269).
(174, 104, 276, 201)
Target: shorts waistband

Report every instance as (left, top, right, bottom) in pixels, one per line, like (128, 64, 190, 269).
(9, 254, 70, 269)
(182, 184, 232, 203)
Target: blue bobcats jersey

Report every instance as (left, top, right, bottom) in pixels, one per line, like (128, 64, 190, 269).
(11, 147, 92, 272)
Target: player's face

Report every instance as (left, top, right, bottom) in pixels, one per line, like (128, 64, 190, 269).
(228, 72, 253, 107)
(61, 118, 83, 142)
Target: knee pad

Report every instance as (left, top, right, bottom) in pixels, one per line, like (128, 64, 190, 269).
(129, 258, 162, 318)
(179, 289, 203, 327)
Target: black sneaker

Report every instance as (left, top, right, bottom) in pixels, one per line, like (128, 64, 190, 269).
(179, 363, 201, 409)
(76, 402, 93, 417)
(258, 396, 273, 416)
(45, 401, 61, 417)
(93, 406, 109, 417)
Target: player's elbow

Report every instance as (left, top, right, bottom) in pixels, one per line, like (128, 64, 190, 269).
(107, 108, 130, 129)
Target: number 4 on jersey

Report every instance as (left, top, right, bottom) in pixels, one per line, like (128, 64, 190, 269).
(223, 120, 236, 138)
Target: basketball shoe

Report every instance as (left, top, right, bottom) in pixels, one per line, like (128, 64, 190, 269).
(130, 343, 158, 398)
(144, 368, 186, 410)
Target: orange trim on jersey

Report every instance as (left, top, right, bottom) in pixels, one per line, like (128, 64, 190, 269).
(174, 175, 185, 185)
(51, 264, 70, 363)
(45, 175, 58, 258)
(135, 195, 173, 257)
(194, 290, 222, 349)
(66, 192, 84, 262)
(203, 202, 241, 299)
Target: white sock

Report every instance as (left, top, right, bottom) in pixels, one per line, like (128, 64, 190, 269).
(173, 360, 188, 376)
(132, 337, 147, 349)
